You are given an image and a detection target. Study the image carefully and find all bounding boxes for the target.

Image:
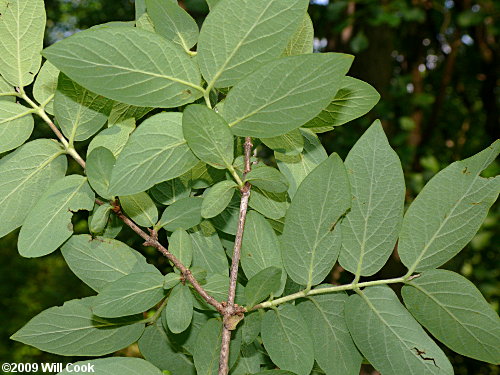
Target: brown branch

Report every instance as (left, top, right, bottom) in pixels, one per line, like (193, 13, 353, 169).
(219, 137, 253, 375)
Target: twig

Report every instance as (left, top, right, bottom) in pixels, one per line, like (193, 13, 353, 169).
(218, 137, 253, 375)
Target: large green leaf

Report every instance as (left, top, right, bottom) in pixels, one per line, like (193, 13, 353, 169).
(58, 357, 163, 375)
(402, 270, 500, 364)
(304, 77, 380, 130)
(165, 283, 194, 334)
(189, 161, 226, 189)
(110, 112, 198, 196)
(138, 322, 196, 374)
(345, 286, 453, 375)
(0, 75, 16, 101)
(42, 27, 203, 107)
(145, 0, 198, 51)
(282, 154, 351, 287)
(169, 229, 193, 267)
(86, 147, 116, 199)
(120, 192, 158, 227)
(54, 74, 112, 142)
(33, 61, 59, 114)
(108, 101, 152, 126)
(223, 53, 353, 138)
(261, 304, 314, 375)
(245, 267, 282, 308)
(202, 180, 237, 219)
(190, 222, 228, 276)
(183, 104, 234, 169)
(399, 141, 500, 273)
(191, 273, 245, 311)
(61, 235, 155, 292)
(0, 139, 66, 238)
(11, 298, 144, 356)
(297, 288, 362, 375)
(150, 176, 191, 206)
(197, 0, 308, 88)
(0, 0, 45, 87)
(282, 14, 314, 56)
(0, 101, 34, 153)
(339, 121, 405, 276)
(245, 166, 289, 193)
(261, 129, 304, 156)
(230, 342, 263, 375)
(276, 129, 327, 198)
(87, 118, 135, 158)
(193, 319, 241, 375)
(248, 187, 288, 220)
(158, 196, 203, 231)
(92, 272, 165, 318)
(18, 175, 95, 257)
(210, 192, 240, 235)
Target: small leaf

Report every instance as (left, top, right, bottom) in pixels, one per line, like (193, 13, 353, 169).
(242, 310, 263, 345)
(248, 187, 288, 220)
(282, 13, 314, 56)
(304, 76, 380, 130)
(87, 118, 135, 158)
(166, 309, 213, 355)
(86, 147, 116, 199)
(201, 180, 237, 218)
(197, 0, 309, 88)
(0, 0, 46, 87)
(190, 161, 227, 189)
(110, 112, 198, 196)
(282, 154, 351, 286)
(43, 27, 203, 107)
(89, 204, 112, 235)
(191, 273, 245, 311)
(33, 61, 59, 114)
(58, 357, 164, 375)
(183, 104, 235, 169)
(54, 74, 112, 142)
(245, 267, 282, 308)
(150, 176, 191, 206)
(158, 197, 203, 231)
(339, 121, 405, 276)
(261, 129, 304, 156)
(402, 270, 500, 364)
(399, 141, 500, 272)
(245, 166, 289, 193)
(61, 235, 153, 292)
(108, 101, 152, 126)
(261, 304, 314, 375)
(11, 298, 144, 356)
(190, 222, 228, 276)
(166, 284, 194, 334)
(145, 0, 199, 51)
(0, 102, 34, 153)
(92, 272, 165, 318)
(345, 286, 453, 375)
(169, 228, 193, 267)
(223, 53, 353, 138)
(163, 273, 181, 290)
(120, 192, 158, 228)
(18, 175, 95, 258)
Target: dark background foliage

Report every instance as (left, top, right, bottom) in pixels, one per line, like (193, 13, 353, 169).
(1, 1, 498, 374)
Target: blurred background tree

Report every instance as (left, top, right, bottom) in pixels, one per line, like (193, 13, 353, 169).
(1, 1, 498, 374)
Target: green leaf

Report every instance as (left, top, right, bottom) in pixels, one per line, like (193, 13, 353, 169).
(241, 211, 285, 294)
(158, 197, 203, 231)
(87, 147, 116, 199)
(0, 0, 46, 87)
(138, 322, 196, 374)
(261, 304, 314, 375)
(261, 129, 303, 156)
(150, 176, 191, 206)
(191, 273, 245, 311)
(297, 288, 362, 375)
(58, 357, 163, 375)
(89, 204, 112, 234)
(120, 192, 158, 227)
(282, 14, 314, 56)
(0, 75, 15, 102)
(205, 0, 221, 10)
(339, 121, 405, 276)
(223, 53, 353, 138)
(242, 310, 263, 345)
(248, 187, 288, 220)
(11, 298, 144, 356)
(231, 342, 264, 375)
(18, 175, 95, 258)
(345, 286, 453, 375)
(211, 193, 241, 235)
(190, 222, 228, 276)
(245, 166, 289, 193)
(399, 141, 500, 273)
(198, 0, 308, 88)
(402, 270, 500, 364)
(92, 272, 164, 318)
(0, 139, 66, 238)
(136, 12, 155, 32)
(166, 283, 194, 334)
(110, 112, 198, 196)
(193, 319, 241, 375)
(87, 118, 135, 158)
(202, 180, 237, 219)
(276, 129, 327, 198)
(282, 154, 351, 286)
(190, 161, 227, 189)
(145, 0, 199, 51)
(245, 267, 282, 308)
(108, 101, 152, 126)
(42, 27, 203, 107)
(169, 229, 193, 267)
(60, 234, 153, 292)
(163, 273, 181, 290)
(304, 77, 380, 130)
(0, 101, 34, 153)
(54, 74, 112, 142)
(101, 212, 123, 239)
(33, 61, 59, 114)
(253, 371, 298, 375)
(183, 104, 235, 169)
(166, 309, 214, 355)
